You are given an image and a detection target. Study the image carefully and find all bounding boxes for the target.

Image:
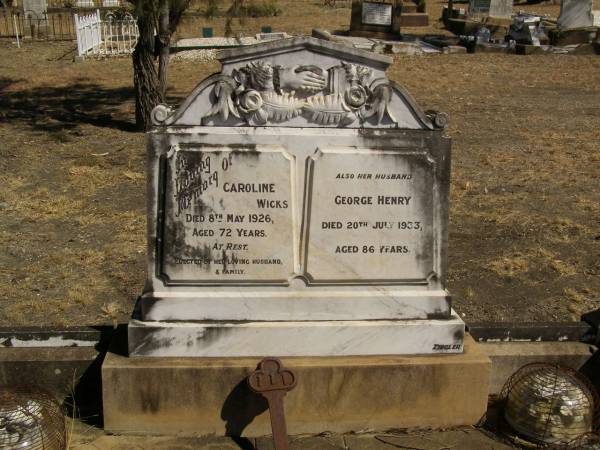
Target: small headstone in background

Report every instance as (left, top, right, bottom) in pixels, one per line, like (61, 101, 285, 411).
(558, 0, 593, 29)
(469, 0, 513, 19)
(489, 0, 513, 18)
(469, 0, 490, 16)
(350, 0, 401, 38)
(362, 1, 394, 25)
(22, 0, 46, 18)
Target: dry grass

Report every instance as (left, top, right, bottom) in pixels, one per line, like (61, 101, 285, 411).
(1, 5, 600, 324)
(486, 255, 530, 278)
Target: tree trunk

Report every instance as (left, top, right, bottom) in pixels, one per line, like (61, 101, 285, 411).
(158, 0, 170, 99)
(133, 10, 163, 131)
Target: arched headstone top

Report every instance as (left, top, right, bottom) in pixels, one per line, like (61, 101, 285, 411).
(153, 37, 444, 130)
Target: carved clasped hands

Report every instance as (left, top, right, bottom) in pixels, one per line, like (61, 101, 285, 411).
(278, 66, 326, 93)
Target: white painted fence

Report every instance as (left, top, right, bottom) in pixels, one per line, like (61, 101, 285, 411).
(74, 9, 138, 57)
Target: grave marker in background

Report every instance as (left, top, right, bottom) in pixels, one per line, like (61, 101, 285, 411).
(558, 0, 593, 29)
(22, 0, 46, 18)
(469, 0, 513, 18)
(350, 0, 402, 37)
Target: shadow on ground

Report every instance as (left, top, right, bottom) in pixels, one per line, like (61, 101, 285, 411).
(0, 76, 138, 132)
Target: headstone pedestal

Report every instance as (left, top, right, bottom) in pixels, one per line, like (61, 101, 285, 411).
(102, 37, 490, 436)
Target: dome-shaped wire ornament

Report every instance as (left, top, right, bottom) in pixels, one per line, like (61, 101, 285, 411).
(0, 385, 66, 450)
(566, 432, 600, 449)
(500, 363, 599, 447)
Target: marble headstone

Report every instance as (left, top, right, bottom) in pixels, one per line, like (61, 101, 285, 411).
(129, 37, 464, 357)
(349, 0, 402, 37)
(558, 0, 593, 29)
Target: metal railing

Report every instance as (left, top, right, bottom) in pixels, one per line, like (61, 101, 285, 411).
(46, 0, 122, 8)
(74, 9, 138, 57)
(0, 9, 76, 40)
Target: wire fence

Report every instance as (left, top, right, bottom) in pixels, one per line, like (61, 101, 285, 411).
(46, 0, 123, 8)
(0, 8, 138, 56)
(0, 9, 76, 40)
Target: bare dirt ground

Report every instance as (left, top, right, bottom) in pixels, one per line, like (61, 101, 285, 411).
(1, 1, 599, 327)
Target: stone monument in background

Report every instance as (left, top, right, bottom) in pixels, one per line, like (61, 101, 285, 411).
(469, 0, 513, 19)
(558, 0, 594, 29)
(349, 0, 429, 36)
(22, 0, 47, 18)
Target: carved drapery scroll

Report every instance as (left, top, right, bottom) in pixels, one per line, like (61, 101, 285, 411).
(203, 60, 398, 127)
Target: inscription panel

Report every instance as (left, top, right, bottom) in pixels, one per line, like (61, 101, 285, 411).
(362, 1, 393, 26)
(304, 149, 435, 283)
(159, 146, 296, 284)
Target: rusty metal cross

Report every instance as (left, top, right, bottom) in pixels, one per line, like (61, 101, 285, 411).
(248, 358, 297, 450)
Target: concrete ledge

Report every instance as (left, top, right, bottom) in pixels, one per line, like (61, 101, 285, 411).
(0, 346, 99, 398)
(103, 334, 490, 437)
(482, 341, 594, 395)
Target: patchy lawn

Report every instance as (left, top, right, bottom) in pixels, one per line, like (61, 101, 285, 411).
(0, 8, 599, 326)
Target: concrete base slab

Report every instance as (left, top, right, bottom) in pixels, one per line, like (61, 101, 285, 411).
(443, 45, 468, 54)
(103, 334, 489, 437)
(0, 346, 99, 399)
(256, 435, 345, 449)
(348, 29, 401, 40)
(71, 435, 244, 450)
(128, 312, 465, 357)
(482, 341, 594, 395)
(345, 429, 513, 449)
(69, 421, 512, 450)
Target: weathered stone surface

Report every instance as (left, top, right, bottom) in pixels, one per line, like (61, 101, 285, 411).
(558, 0, 593, 29)
(104, 335, 490, 436)
(482, 341, 593, 394)
(128, 312, 465, 357)
(0, 346, 99, 399)
(130, 36, 462, 357)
